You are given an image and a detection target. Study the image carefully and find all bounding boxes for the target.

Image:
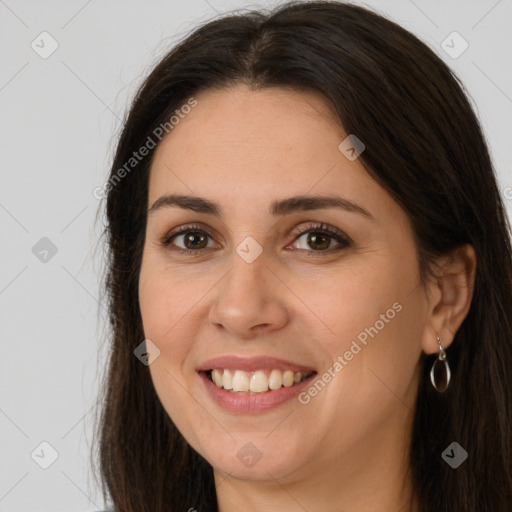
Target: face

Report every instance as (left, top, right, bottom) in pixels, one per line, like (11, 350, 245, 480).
(138, 85, 430, 486)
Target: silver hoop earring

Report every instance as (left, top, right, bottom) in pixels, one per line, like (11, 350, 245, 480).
(430, 336, 451, 393)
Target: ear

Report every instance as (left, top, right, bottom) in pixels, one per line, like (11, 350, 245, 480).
(421, 243, 477, 355)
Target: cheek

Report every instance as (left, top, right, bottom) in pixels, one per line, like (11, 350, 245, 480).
(139, 271, 170, 342)
(308, 257, 410, 350)
(138, 258, 218, 392)
(139, 255, 201, 343)
(139, 266, 206, 446)
(306, 249, 424, 401)
(138, 261, 194, 374)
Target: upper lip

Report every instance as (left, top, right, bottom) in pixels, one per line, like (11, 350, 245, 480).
(197, 355, 316, 373)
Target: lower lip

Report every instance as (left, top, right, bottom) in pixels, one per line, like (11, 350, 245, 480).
(198, 371, 316, 414)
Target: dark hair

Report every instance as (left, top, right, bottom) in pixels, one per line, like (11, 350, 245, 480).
(92, 1, 512, 510)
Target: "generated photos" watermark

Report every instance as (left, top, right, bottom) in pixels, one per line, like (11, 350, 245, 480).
(298, 301, 403, 404)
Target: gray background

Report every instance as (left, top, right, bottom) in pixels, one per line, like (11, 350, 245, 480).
(1, 0, 511, 510)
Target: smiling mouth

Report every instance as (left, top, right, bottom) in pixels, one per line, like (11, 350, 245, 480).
(205, 368, 315, 394)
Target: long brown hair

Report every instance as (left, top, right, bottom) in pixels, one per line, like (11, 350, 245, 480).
(92, 2, 512, 510)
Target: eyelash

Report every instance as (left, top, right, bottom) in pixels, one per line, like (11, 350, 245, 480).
(160, 222, 351, 257)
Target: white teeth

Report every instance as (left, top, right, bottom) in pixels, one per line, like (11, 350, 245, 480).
(222, 369, 233, 390)
(250, 370, 268, 392)
(282, 370, 294, 387)
(232, 370, 250, 392)
(212, 369, 223, 387)
(208, 368, 312, 393)
(268, 369, 283, 390)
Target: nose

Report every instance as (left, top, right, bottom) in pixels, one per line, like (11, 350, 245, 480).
(208, 248, 290, 339)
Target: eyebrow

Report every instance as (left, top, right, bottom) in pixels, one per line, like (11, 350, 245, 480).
(148, 193, 373, 219)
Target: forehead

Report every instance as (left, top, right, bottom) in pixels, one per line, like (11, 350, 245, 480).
(153, 86, 341, 161)
(146, 85, 392, 223)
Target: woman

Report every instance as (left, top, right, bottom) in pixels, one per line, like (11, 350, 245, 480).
(92, 1, 512, 510)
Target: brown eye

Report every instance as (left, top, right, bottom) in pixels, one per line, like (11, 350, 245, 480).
(290, 223, 351, 254)
(180, 231, 209, 250)
(300, 232, 332, 251)
(161, 224, 217, 255)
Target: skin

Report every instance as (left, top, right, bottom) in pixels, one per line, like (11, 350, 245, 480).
(138, 85, 476, 511)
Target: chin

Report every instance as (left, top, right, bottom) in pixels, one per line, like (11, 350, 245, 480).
(197, 431, 311, 483)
